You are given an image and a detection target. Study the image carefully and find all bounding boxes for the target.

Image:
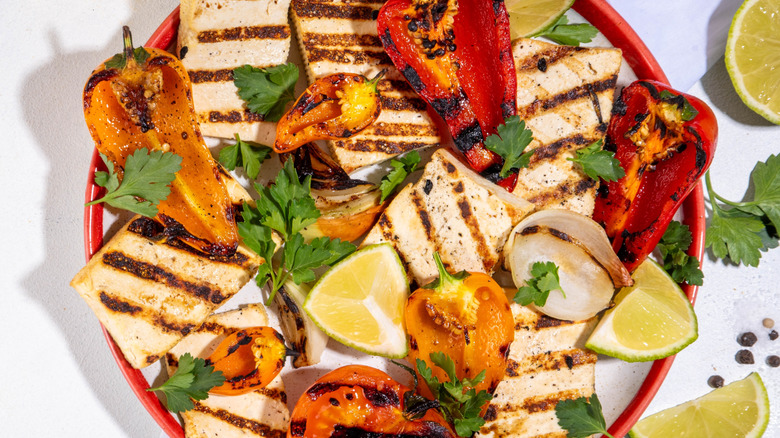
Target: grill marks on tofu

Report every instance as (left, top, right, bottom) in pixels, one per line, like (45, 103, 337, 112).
(291, 0, 440, 173)
(178, 0, 294, 143)
(476, 306, 597, 438)
(166, 306, 290, 438)
(362, 149, 533, 285)
(70, 214, 262, 369)
(511, 39, 622, 216)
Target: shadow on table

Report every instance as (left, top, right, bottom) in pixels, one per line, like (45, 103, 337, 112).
(18, 5, 175, 435)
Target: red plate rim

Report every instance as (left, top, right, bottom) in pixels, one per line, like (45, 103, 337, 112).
(82, 1, 705, 437)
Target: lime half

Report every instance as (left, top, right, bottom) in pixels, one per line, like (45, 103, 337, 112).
(303, 243, 409, 358)
(585, 259, 697, 362)
(629, 372, 770, 438)
(725, 0, 780, 124)
(505, 0, 575, 40)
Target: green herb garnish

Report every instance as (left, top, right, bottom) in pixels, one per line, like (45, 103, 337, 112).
(147, 353, 225, 413)
(233, 63, 299, 122)
(483, 115, 535, 178)
(657, 220, 704, 286)
(218, 133, 272, 179)
(567, 139, 625, 182)
(379, 151, 421, 202)
(534, 15, 599, 47)
(86, 148, 181, 217)
(555, 394, 615, 438)
(513, 261, 565, 307)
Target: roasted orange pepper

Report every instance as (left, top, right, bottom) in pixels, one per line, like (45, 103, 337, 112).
(289, 365, 456, 438)
(83, 27, 238, 256)
(274, 72, 384, 153)
(406, 253, 514, 398)
(207, 327, 288, 396)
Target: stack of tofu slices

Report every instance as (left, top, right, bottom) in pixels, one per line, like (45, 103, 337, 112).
(73, 0, 624, 435)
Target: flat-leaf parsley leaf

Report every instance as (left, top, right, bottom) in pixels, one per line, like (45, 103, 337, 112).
(233, 63, 299, 122)
(379, 151, 421, 202)
(567, 139, 625, 182)
(513, 261, 565, 307)
(147, 352, 224, 413)
(555, 394, 615, 438)
(86, 148, 181, 217)
(534, 15, 599, 47)
(218, 133, 272, 180)
(656, 220, 703, 285)
(483, 115, 535, 178)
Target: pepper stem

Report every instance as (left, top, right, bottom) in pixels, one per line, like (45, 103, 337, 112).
(122, 26, 135, 67)
(424, 252, 469, 291)
(367, 69, 387, 91)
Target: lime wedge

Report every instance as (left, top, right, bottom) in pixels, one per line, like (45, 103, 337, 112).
(585, 259, 697, 362)
(629, 373, 770, 438)
(303, 243, 409, 358)
(505, 0, 575, 40)
(725, 0, 780, 124)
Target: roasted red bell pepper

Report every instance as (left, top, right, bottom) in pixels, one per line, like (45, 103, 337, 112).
(207, 327, 288, 396)
(275, 72, 384, 153)
(593, 80, 717, 272)
(377, 0, 518, 189)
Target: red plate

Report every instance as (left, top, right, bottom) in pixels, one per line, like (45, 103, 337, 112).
(83, 1, 705, 436)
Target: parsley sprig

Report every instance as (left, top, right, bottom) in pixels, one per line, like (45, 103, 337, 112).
(705, 154, 780, 267)
(417, 353, 492, 437)
(534, 15, 599, 47)
(657, 220, 704, 286)
(239, 160, 356, 304)
(513, 261, 565, 307)
(483, 115, 535, 178)
(567, 139, 625, 182)
(555, 394, 615, 438)
(233, 63, 299, 122)
(86, 148, 181, 217)
(218, 133, 272, 180)
(147, 353, 225, 413)
(380, 151, 421, 202)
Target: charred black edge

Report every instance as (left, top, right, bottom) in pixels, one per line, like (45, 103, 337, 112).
(517, 76, 617, 119)
(192, 404, 287, 438)
(99, 291, 142, 315)
(293, 0, 377, 20)
(306, 382, 401, 408)
(453, 122, 483, 153)
(207, 109, 267, 123)
(505, 348, 597, 377)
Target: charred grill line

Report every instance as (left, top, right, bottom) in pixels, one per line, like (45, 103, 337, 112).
(302, 32, 383, 48)
(334, 138, 434, 154)
(292, 1, 377, 21)
(207, 109, 266, 124)
(516, 76, 617, 119)
(197, 25, 290, 43)
(191, 403, 287, 438)
(101, 251, 228, 304)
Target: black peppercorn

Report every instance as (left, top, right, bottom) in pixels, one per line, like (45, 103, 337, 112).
(735, 349, 755, 364)
(738, 332, 758, 347)
(707, 375, 724, 388)
(767, 355, 780, 367)
(770, 330, 778, 341)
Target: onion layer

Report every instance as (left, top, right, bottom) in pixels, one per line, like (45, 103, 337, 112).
(504, 209, 633, 321)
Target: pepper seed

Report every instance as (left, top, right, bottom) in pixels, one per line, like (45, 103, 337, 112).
(767, 355, 780, 367)
(763, 318, 775, 328)
(735, 349, 755, 364)
(707, 375, 724, 388)
(770, 330, 779, 341)
(738, 332, 758, 347)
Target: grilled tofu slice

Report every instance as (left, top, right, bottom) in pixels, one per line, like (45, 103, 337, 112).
(362, 148, 534, 285)
(476, 304, 597, 438)
(290, 0, 440, 173)
(178, 0, 293, 143)
(511, 38, 622, 216)
(166, 305, 290, 438)
(70, 215, 263, 369)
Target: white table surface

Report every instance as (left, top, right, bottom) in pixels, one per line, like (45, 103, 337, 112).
(1, 0, 777, 436)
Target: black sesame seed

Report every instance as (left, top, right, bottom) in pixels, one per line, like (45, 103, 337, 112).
(707, 375, 724, 388)
(738, 332, 758, 347)
(767, 355, 780, 367)
(736, 349, 755, 364)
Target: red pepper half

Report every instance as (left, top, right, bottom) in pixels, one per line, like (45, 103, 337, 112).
(377, 0, 518, 189)
(593, 80, 717, 272)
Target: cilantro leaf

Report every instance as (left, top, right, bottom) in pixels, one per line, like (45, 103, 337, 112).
(417, 353, 492, 437)
(219, 133, 272, 179)
(704, 162, 780, 267)
(751, 153, 780, 232)
(483, 115, 535, 178)
(238, 160, 356, 304)
(87, 148, 181, 217)
(555, 394, 615, 438)
(513, 261, 565, 307)
(233, 63, 299, 122)
(567, 139, 625, 182)
(656, 220, 704, 286)
(706, 209, 764, 267)
(380, 151, 421, 202)
(534, 15, 599, 47)
(147, 353, 224, 413)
